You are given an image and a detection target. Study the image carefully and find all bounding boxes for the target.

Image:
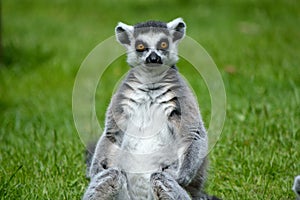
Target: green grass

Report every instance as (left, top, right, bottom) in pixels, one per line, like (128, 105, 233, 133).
(1, 0, 300, 199)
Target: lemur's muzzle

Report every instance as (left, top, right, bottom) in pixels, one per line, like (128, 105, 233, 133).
(146, 52, 162, 64)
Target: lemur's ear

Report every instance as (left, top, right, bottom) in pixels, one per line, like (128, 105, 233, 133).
(167, 18, 186, 42)
(115, 22, 134, 47)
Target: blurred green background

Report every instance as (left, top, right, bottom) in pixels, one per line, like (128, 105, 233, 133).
(0, 0, 299, 199)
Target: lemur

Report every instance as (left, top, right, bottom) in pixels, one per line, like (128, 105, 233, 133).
(83, 18, 220, 200)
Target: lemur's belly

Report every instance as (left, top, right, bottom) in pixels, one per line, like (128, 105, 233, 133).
(121, 100, 174, 167)
(122, 101, 171, 152)
(119, 98, 175, 200)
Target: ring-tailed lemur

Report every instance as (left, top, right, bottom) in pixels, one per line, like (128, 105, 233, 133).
(83, 18, 220, 200)
(293, 175, 300, 200)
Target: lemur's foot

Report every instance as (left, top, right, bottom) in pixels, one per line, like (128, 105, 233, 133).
(83, 168, 126, 200)
(150, 171, 191, 200)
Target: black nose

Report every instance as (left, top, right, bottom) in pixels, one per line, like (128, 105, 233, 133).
(146, 52, 162, 64)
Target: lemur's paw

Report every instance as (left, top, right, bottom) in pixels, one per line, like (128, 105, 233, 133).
(151, 172, 174, 198)
(92, 168, 126, 193)
(151, 172, 177, 191)
(151, 172, 191, 200)
(151, 171, 172, 181)
(176, 175, 192, 186)
(161, 162, 178, 179)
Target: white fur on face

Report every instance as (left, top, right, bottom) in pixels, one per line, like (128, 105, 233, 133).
(126, 31, 179, 67)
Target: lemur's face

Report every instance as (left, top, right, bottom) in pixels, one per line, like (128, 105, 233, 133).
(115, 18, 186, 68)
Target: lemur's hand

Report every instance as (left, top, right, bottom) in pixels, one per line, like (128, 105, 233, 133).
(161, 161, 179, 181)
(176, 172, 193, 186)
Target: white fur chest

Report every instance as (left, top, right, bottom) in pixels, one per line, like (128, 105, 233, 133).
(121, 83, 174, 154)
(117, 82, 177, 200)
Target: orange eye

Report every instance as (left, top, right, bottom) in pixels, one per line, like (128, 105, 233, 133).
(136, 43, 145, 51)
(160, 41, 168, 49)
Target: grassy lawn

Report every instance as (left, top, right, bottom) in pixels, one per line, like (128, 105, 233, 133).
(1, 0, 299, 199)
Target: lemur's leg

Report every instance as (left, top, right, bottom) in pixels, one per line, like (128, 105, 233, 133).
(83, 168, 127, 200)
(150, 171, 191, 200)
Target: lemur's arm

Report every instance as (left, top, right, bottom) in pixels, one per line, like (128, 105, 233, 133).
(88, 102, 124, 178)
(166, 83, 208, 187)
(176, 123, 207, 186)
(88, 135, 114, 178)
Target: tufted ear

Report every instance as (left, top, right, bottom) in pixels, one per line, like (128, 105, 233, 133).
(167, 18, 186, 42)
(115, 22, 134, 47)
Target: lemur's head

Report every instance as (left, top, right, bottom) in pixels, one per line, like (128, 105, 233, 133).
(115, 18, 186, 68)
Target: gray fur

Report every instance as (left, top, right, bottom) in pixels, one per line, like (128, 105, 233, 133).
(83, 18, 219, 200)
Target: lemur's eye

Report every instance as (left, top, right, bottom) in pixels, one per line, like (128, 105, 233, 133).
(158, 39, 169, 51)
(160, 41, 168, 49)
(136, 43, 145, 52)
